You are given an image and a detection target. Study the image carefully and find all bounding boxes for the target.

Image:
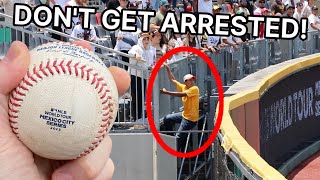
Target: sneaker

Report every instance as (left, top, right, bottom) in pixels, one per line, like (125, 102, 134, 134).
(132, 124, 148, 130)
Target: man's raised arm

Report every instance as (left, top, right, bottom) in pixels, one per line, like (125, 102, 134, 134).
(164, 63, 176, 85)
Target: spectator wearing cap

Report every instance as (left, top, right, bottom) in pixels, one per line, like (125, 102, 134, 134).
(213, 5, 222, 14)
(293, 2, 305, 51)
(281, 5, 295, 35)
(308, 6, 320, 32)
(150, 0, 170, 32)
(253, 0, 265, 15)
(282, 4, 294, 17)
(293, 2, 304, 22)
(294, 0, 307, 14)
(160, 64, 199, 152)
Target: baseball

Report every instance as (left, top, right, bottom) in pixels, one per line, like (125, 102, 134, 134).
(8, 42, 118, 160)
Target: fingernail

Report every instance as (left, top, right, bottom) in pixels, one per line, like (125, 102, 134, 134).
(4, 42, 20, 62)
(55, 173, 73, 180)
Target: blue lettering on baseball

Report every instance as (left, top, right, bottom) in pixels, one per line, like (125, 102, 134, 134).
(40, 108, 75, 131)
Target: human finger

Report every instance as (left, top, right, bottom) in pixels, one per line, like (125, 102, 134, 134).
(51, 136, 112, 180)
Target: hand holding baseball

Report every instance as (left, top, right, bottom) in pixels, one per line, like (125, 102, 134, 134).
(0, 41, 130, 180)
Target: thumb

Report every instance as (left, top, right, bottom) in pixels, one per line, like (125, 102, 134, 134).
(0, 41, 30, 95)
(52, 136, 113, 180)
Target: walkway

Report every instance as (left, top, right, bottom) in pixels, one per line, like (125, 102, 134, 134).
(287, 151, 320, 180)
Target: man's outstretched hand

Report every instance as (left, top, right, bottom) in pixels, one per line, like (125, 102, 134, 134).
(0, 41, 130, 180)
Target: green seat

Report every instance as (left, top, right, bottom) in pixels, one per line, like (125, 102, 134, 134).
(0, 27, 11, 43)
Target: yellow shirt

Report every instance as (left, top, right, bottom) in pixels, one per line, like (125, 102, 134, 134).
(174, 80, 200, 122)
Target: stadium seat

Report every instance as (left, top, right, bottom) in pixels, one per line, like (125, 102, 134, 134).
(96, 13, 101, 25)
(90, 14, 97, 25)
(95, 25, 107, 38)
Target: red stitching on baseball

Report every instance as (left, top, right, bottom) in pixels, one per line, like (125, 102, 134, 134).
(103, 106, 109, 110)
(40, 63, 49, 77)
(9, 114, 18, 118)
(46, 61, 54, 75)
(74, 62, 79, 76)
(98, 83, 107, 94)
(12, 96, 22, 101)
(67, 60, 72, 75)
(102, 118, 109, 122)
(19, 84, 28, 91)
(10, 121, 17, 124)
(53, 60, 60, 74)
(86, 69, 93, 80)
(14, 90, 25, 97)
(9, 106, 19, 113)
(24, 79, 32, 86)
(28, 71, 37, 83)
(80, 65, 86, 78)
(34, 66, 42, 79)
(60, 60, 66, 74)
(9, 57, 115, 159)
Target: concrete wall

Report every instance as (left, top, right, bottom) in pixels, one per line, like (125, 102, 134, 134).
(110, 133, 177, 180)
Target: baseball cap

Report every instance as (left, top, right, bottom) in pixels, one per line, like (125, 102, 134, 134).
(186, 5, 192, 12)
(160, 0, 169, 6)
(183, 74, 196, 82)
(312, 6, 319, 11)
(213, 5, 221, 11)
(296, 2, 303, 7)
(261, 8, 270, 13)
(140, 32, 152, 38)
(286, 5, 294, 10)
(259, 0, 265, 3)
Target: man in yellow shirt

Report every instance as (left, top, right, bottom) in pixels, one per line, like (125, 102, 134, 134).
(160, 64, 199, 152)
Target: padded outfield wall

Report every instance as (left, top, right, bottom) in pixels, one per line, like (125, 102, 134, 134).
(219, 53, 320, 179)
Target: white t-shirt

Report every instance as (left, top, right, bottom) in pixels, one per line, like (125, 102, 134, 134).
(303, 4, 312, 18)
(308, 14, 320, 31)
(293, 11, 303, 22)
(254, 7, 261, 15)
(198, 0, 212, 14)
